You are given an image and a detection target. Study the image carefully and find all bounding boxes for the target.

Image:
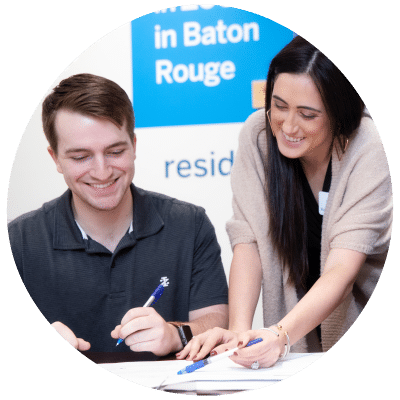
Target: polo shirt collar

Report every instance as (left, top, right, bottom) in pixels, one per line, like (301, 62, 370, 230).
(53, 184, 164, 251)
(75, 220, 133, 240)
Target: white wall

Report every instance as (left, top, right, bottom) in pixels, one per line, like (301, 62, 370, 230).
(7, 23, 133, 222)
(7, 14, 264, 331)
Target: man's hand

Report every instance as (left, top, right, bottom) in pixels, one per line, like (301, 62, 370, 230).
(111, 308, 182, 356)
(52, 321, 91, 351)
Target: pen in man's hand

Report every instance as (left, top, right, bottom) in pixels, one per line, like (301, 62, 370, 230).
(177, 338, 263, 375)
(116, 283, 165, 346)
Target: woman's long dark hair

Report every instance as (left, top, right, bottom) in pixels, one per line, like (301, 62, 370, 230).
(264, 36, 365, 288)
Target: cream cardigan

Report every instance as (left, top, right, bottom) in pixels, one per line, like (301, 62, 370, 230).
(226, 109, 392, 352)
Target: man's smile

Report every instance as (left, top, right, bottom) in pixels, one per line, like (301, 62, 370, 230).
(86, 178, 118, 189)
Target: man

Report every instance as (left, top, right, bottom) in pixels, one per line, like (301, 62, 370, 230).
(8, 73, 228, 355)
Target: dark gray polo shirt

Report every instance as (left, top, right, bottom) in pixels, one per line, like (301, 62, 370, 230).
(8, 185, 228, 352)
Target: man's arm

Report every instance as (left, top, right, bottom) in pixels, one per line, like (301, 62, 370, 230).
(187, 304, 228, 335)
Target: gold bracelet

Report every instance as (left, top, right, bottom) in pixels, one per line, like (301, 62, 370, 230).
(274, 324, 291, 359)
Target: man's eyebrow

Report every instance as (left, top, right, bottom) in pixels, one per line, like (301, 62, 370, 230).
(104, 141, 130, 150)
(64, 141, 129, 154)
(272, 95, 322, 113)
(64, 147, 89, 154)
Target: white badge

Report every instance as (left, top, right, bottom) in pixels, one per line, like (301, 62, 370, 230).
(318, 191, 329, 216)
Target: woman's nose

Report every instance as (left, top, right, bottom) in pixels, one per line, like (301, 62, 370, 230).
(281, 112, 299, 134)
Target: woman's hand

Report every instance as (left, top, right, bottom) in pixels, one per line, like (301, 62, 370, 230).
(230, 328, 286, 369)
(176, 327, 239, 361)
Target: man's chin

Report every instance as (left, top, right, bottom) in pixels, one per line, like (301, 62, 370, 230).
(72, 185, 133, 215)
(75, 196, 122, 213)
(90, 202, 121, 212)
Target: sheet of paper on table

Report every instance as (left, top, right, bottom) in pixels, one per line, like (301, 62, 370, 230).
(100, 353, 324, 392)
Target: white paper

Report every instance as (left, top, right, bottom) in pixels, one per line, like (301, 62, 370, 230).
(100, 353, 323, 391)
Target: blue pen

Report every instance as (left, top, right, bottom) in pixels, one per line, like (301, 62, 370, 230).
(177, 338, 263, 375)
(116, 283, 165, 346)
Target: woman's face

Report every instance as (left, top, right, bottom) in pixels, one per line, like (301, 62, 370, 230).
(269, 73, 333, 166)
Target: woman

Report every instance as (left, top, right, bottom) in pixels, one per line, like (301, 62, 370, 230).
(176, 36, 392, 368)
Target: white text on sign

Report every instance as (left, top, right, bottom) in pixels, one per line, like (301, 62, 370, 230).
(154, 20, 259, 49)
(154, 19, 260, 87)
(156, 60, 235, 87)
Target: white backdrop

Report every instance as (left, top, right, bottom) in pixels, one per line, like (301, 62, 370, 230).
(7, 11, 264, 330)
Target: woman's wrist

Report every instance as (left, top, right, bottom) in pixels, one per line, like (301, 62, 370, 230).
(260, 325, 290, 359)
(229, 322, 252, 332)
(272, 324, 291, 359)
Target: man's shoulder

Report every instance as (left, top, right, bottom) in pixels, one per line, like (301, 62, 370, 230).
(8, 195, 63, 233)
(136, 186, 206, 216)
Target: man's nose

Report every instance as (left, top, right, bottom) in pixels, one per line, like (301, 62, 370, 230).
(90, 156, 113, 180)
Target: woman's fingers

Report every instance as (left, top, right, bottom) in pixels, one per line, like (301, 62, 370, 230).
(178, 327, 282, 368)
(211, 341, 236, 355)
(176, 336, 203, 359)
(191, 330, 236, 361)
(230, 329, 282, 369)
(176, 329, 211, 359)
(186, 328, 228, 360)
(236, 330, 257, 349)
(176, 328, 238, 361)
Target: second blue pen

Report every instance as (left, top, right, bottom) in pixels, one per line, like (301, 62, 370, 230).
(177, 338, 263, 375)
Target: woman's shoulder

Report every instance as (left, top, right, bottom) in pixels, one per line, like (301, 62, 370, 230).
(241, 109, 266, 135)
(238, 109, 267, 150)
(339, 116, 390, 185)
(244, 108, 266, 126)
(343, 116, 387, 164)
(347, 116, 385, 155)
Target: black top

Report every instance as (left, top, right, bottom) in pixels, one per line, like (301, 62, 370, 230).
(299, 159, 332, 340)
(8, 184, 228, 352)
(300, 159, 332, 290)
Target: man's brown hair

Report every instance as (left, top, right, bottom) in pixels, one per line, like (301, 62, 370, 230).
(42, 73, 135, 154)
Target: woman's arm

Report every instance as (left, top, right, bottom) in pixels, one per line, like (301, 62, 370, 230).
(233, 247, 367, 367)
(228, 243, 263, 332)
(277, 247, 366, 345)
(176, 243, 262, 361)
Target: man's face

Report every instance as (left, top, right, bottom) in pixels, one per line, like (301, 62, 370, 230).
(49, 109, 136, 214)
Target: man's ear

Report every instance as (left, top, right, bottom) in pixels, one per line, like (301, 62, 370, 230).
(133, 134, 137, 161)
(47, 146, 63, 174)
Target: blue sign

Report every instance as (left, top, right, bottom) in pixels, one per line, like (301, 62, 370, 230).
(131, 5, 293, 128)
